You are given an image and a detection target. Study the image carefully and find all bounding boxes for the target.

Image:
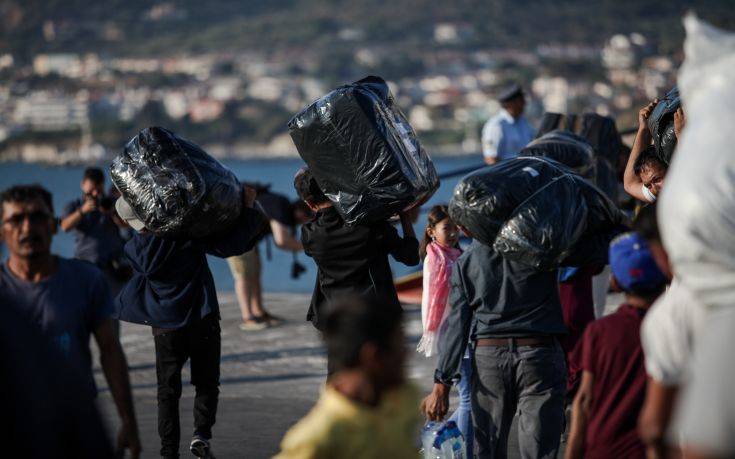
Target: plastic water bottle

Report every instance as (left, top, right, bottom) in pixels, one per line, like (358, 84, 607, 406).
(438, 428, 455, 458)
(420, 422, 443, 459)
(420, 421, 466, 459)
(445, 421, 466, 459)
(434, 427, 452, 459)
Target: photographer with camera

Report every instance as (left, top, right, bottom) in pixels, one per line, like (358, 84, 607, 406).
(227, 183, 312, 331)
(60, 167, 130, 300)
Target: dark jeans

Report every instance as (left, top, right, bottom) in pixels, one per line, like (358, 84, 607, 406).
(154, 315, 221, 458)
(472, 341, 566, 459)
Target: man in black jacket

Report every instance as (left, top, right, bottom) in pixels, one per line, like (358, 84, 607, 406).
(294, 168, 419, 341)
(115, 185, 268, 459)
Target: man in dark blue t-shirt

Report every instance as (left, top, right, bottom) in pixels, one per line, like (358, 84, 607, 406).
(0, 184, 141, 458)
(1, 300, 115, 458)
(60, 167, 128, 296)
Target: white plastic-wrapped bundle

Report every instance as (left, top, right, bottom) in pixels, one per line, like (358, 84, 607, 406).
(659, 14, 735, 309)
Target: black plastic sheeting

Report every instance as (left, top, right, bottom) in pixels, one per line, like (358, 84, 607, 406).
(110, 126, 242, 238)
(449, 157, 625, 270)
(288, 76, 439, 225)
(578, 114, 624, 203)
(520, 130, 596, 179)
(648, 86, 680, 165)
(535, 112, 624, 202)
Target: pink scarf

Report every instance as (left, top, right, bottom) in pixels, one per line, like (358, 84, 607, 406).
(417, 241, 462, 357)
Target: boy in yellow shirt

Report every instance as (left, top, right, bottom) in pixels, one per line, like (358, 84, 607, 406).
(275, 296, 421, 459)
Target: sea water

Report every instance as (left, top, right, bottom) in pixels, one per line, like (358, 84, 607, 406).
(0, 155, 481, 293)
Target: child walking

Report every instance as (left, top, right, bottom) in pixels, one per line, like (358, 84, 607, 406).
(417, 205, 472, 457)
(565, 232, 667, 459)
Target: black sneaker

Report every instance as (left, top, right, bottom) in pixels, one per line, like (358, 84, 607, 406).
(190, 436, 215, 458)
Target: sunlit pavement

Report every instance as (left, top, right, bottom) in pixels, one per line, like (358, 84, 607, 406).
(95, 292, 624, 458)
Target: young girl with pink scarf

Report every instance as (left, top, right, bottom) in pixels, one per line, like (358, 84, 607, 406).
(417, 205, 472, 457)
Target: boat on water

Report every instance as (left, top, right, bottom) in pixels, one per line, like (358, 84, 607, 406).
(395, 269, 423, 305)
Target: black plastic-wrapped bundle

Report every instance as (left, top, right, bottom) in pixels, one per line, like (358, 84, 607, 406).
(648, 86, 681, 165)
(578, 113, 623, 203)
(535, 112, 624, 202)
(110, 126, 242, 238)
(288, 76, 439, 225)
(493, 173, 588, 269)
(449, 157, 625, 269)
(520, 130, 596, 179)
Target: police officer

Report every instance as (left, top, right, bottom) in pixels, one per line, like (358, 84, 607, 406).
(481, 83, 535, 165)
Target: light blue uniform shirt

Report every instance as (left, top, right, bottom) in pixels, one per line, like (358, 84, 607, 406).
(481, 109, 535, 161)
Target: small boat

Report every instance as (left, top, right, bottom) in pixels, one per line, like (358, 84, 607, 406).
(394, 269, 423, 305)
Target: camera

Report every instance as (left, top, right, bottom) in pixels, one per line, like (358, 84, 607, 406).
(291, 260, 307, 279)
(98, 196, 115, 210)
(84, 193, 115, 211)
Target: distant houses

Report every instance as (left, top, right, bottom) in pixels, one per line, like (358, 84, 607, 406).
(0, 30, 677, 164)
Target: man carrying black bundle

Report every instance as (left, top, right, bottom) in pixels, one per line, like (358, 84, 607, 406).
(624, 99, 685, 203)
(294, 168, 419, 372)
(421, 226, 617, 459)
(114, 185, 268, 459)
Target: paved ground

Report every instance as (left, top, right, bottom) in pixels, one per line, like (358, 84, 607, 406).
(95, 292, 624, 458)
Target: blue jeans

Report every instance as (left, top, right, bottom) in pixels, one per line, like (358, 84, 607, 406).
(449, 350, 474, 458)
(472, 341, 566, 459)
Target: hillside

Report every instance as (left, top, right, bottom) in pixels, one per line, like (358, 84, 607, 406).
(3, 0, 735, 64)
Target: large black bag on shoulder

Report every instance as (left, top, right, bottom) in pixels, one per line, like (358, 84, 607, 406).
(578, 113, 623, 203)
(520, 130, 596, 179)
(648, 86, 680, 165)
(110, 126, 242, 238)
(535, 112, 623, 202)
(288, 76, 439, 225)
(449, 157, 625, 269)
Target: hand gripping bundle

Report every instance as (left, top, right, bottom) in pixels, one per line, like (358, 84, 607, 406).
(110, 126, 242, 238)
(449, 157, 625, 270)
(288, 76, 439, 225)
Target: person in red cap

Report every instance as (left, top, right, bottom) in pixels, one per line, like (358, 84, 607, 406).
(565, 232, 667, 459)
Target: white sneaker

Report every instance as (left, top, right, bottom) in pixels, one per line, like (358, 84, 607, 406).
(190, 436, 215, 458)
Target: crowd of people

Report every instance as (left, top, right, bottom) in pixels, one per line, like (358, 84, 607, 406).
(2, 23, 734, 459)
(276, 82, 708, 459)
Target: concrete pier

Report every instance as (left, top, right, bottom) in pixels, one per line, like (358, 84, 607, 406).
(95, 294, 431, 458)
(95, 292, 623, 458)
